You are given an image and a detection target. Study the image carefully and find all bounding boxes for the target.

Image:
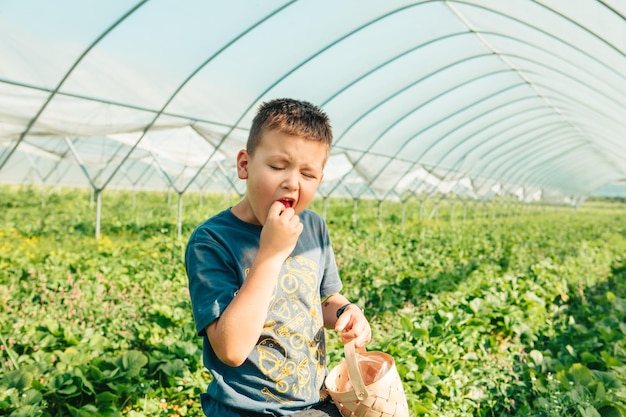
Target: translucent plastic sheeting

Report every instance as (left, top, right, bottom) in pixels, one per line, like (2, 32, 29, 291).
(1, 0, 625, 203)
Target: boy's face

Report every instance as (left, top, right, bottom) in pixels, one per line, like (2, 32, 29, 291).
(234, 129, 327, 225)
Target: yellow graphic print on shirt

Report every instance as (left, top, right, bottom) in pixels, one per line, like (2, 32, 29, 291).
(256, 255, 325, 403)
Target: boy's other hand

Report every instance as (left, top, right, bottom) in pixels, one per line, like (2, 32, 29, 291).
(335, 306, 372, 348)
(260, 201, 304, 260)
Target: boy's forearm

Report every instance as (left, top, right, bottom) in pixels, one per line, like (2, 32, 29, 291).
(207, 255, 283, 367)
(321, 293, 351, 328)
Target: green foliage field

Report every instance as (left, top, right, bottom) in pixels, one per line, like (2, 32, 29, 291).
(1, 186, 626, 417)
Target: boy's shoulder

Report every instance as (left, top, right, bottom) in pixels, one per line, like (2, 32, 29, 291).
(194, 208, 230, 228)
(188, 208, 239, 241)
(300, 208, 325, 224)
(299, 209, 331, 237)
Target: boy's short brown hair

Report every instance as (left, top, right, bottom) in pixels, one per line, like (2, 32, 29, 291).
(247, 98, 333, 156)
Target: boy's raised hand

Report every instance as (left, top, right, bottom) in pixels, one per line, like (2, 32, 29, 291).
(260, 201, 304, 261)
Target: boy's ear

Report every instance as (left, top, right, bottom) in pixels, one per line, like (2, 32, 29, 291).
(236, 149, 249, 179)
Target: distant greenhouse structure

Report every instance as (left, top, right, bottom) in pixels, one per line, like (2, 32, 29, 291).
(1, 0, 625, 237)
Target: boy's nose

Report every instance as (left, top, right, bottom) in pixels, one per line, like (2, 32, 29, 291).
(281, 171, 299, 190)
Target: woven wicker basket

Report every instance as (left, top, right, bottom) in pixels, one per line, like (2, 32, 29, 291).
(326, 341, 409, 417)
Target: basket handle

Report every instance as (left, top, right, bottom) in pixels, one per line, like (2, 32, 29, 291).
(344, 340, 369, 401)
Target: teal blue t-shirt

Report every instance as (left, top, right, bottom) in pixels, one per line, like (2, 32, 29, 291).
(185, 209, 342, 416)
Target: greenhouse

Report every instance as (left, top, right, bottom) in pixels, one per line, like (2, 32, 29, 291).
(2, 1, 626, 203)
(1, 1, 626, 416)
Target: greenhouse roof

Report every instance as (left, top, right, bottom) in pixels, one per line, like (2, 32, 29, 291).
(1, 0, 625, 203)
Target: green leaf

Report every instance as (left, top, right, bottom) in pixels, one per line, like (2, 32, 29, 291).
(529, 350, 543, 366)
(400, 315, 413, 331)
(411, 402, 431, 415)
(156, 359, 185, 377)
(21, 389, 43, 406)
(595, 381, 608, 403)
(597, 405, 623, 417)
(568, 363, 594, 387)
(577, 405, 601, 417)
(566, 344, 578, 359)
(411, 327, 429, 340)
(120, 350, 148, 378)
(67, 404, 99, 417)
(469, 297, 483, 314)
(2, 370, 32, 391)
(95, 391, 119, 404)
(57, 384, 78, 395)
(591, 370, 621, 390)
(601, 351, 621, 367)
(581, 351, 599, 364)
(7, 404, 44, 417)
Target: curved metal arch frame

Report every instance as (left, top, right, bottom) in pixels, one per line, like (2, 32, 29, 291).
(316, 0, 626, 200)
(484, 131, 588, 185)
(436, 0, 626, 195)
(506, 137, 610, 191)
(322, 27, 626, 146)
(598, 0, 626, 20)
(376, 115, 572, 200)
(319, 30, 473, 108)
(466, 122, 573, 180)
(426, 63, 624, 184)
(1, 0, 299, 194)
(448, 0, 626, 71)
(380, 107, 564, 199)
(328, 52, 495, 149)
(432, 128, 572, 201)
(120, 0, 300, 195)
(348, 86, 536, 199)
(419, 104, 556, 173)
(519, 143, 605, 194)
(530, 0, 626, 58)
(204, 1, 442, 150)
(376, 107, 563, 201)
(531, 89, 626, 147)
(320, 69, 523, 196)
(0, 0, 150, 174)
(438, 0, 626, 167)
(1, 0, 624, 202)
(523, 87, 626, 166)
(167, 1, 447, 198)
(504, 53, 626, 114)
(368, 64, 610, 201)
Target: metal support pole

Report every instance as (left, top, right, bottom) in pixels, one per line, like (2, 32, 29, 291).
(177, 192, 183, 238)
(95, 189, 102, 242)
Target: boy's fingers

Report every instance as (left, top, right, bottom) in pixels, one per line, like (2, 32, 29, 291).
(340, 331, 365, 346)
(334, 314, 349, 332)
(341, 329, 371, 347)
(268, 201, 284, 217)
(336, 313, 371, 347)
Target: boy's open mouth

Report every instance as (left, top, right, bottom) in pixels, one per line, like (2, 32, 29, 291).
(279, 198, 295, 208)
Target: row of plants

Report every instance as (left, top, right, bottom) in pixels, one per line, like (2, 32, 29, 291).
(329, 218, 626, 416)
(1, 187, 207, 416)
(1, 185, 625, 416)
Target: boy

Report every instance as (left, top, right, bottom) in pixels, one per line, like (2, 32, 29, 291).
(185, 98, 371, 416)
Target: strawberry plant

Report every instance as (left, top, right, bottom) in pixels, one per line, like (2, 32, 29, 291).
(1, 185, 626, 416)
